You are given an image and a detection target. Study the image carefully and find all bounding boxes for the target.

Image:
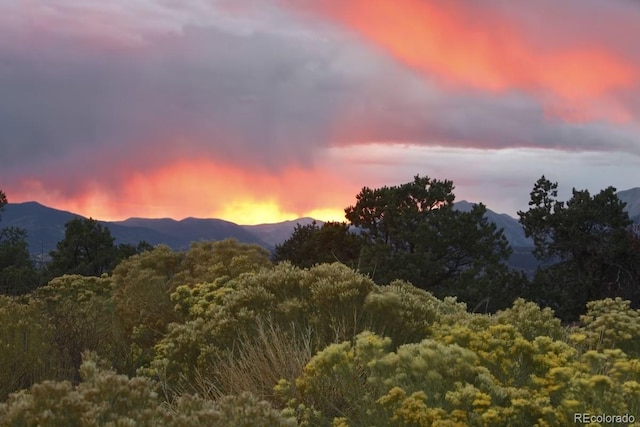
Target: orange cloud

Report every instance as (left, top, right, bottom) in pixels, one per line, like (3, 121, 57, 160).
(287, 0, 637, 119)
(14, 159, 354, 224)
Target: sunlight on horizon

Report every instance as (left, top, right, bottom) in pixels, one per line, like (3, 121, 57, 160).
(8, 192, 347, 225)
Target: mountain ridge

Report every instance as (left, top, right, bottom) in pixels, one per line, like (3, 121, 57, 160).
(617, 187, 640, 222)
(2, 187, 638, 261)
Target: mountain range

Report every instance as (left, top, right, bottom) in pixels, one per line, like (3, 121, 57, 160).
(2, 188, 639, 273)
(1, 201, 531, 256)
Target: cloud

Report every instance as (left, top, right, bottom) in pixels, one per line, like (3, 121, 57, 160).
(1, 5, 374, 170)
(2, 0, 640, 222)
(325, 144, 640, 217)
(283, 0, 640, 124)
(284, 0, 639, 93)
(12, 157, 356, 224)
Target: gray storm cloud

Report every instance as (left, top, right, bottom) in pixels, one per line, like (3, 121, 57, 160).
(2, 0, 640, 197)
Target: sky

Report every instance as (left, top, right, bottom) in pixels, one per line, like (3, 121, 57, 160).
(1, 0, 639, 224)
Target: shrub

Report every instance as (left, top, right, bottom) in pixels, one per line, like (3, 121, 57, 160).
(580, 297, 640, 357)
(0, 352, 295, 427)
(32, 275, 127, 376)
(0, 296, 69, 400)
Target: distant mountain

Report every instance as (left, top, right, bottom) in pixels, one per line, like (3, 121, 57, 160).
(617, 187, 640, 223)
(453, 189, 640, 275)
(1, 202, 270, 255)
(453, 200, 537, 275)
(243, 217, 320, 247)
(113, 217, 270, 250)
(453, 201, 533, 247)
(1, 202, 81, 256)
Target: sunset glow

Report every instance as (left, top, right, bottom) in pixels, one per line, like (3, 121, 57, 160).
(9, 159, 352, 224)
(2, 0, 639, 223)
(293, 0, 637, 97)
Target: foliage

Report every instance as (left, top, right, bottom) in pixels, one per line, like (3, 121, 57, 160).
(280, 317, 640, 426)
(519, 176, 640, 320)
(114, 240, 154, 261)
(48, 217, 151, 279)
(0, 227, 39, 295)
(0, 238, 640, 426)
(0, 190, 40, 294)
(362, 280, 467, 345)
(152, 262, 482, 404)
(112, 240, 271, 373)
(280, 331, 491, 426)
(493, 298, 565, 342)
(193, 318, 314, 403)
(112, 245, 185, 372)
(345, 175, 517, 311)
(0, 189, 6, 220)
(580, 297, 640, 357)
(0, 296, 68, 401)
(0, 352, 294, 427)
(273, 221, 364, 269)
(48, 218, 118, 277)
(345, 175, 456, 249)
(170, 239, 271, 287)
(150, 262, 375, 396)
(32, 275, 128, 376)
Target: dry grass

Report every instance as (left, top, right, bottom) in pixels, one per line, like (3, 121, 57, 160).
(193, 318, 314, 404)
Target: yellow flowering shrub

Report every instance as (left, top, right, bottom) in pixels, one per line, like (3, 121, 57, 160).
(0, 296, 67, 400)
(32, 275, 127, 375)
(6, 250, 640, 427)
(580, 298, 640, 356)
(286, 331, 502, 425)
(0, 352, 295, 427)
(494, 298, 564, 341)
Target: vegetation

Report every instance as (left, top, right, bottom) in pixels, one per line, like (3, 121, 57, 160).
(519, 176, 640, 320)
(0, 191, 40, 294)
(0, 227, 39, 294)
(0, 190, 6, 218)
(0, 177, 639, 426)
(48, 217, 151, 278)
(344, 176, 512, 291)
(2, 256, 640, 426)
(273, 221, 364, 269)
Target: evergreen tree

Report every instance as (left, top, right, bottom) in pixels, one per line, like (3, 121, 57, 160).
(345, 175, 518, 310)
(519, 176, 640, 320)
(48, 218, 118, 277)
(273, 221, 363, 269)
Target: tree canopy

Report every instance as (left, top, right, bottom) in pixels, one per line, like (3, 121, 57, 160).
(48, 217, 150, 278)
(49, 218, 117, 277)
(273, 221, 364, 269)
(0, 227, 39, 294)
(518, 176, 640, 320)
(345, 175, 456, 253)
(0, 190, 6, 220)
(343, 175, 516, 309)
(0, 190, 39, 294)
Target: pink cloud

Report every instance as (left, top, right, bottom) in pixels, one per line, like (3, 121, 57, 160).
(283, 0, 639, 123)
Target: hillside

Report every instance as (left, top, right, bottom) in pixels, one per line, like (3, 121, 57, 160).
(113, 217, 271, 250)
(3, 188, 639, 271)
(243, 217, 320, 247)
(453, 201, 532, 247)
(617, 187, 640, 222)
(1, 203, 270, 255)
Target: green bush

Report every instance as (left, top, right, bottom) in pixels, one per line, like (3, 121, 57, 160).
(0, 352, 294, 427)
(32, 275, 127, 376)
(0, 296, 69, 400)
